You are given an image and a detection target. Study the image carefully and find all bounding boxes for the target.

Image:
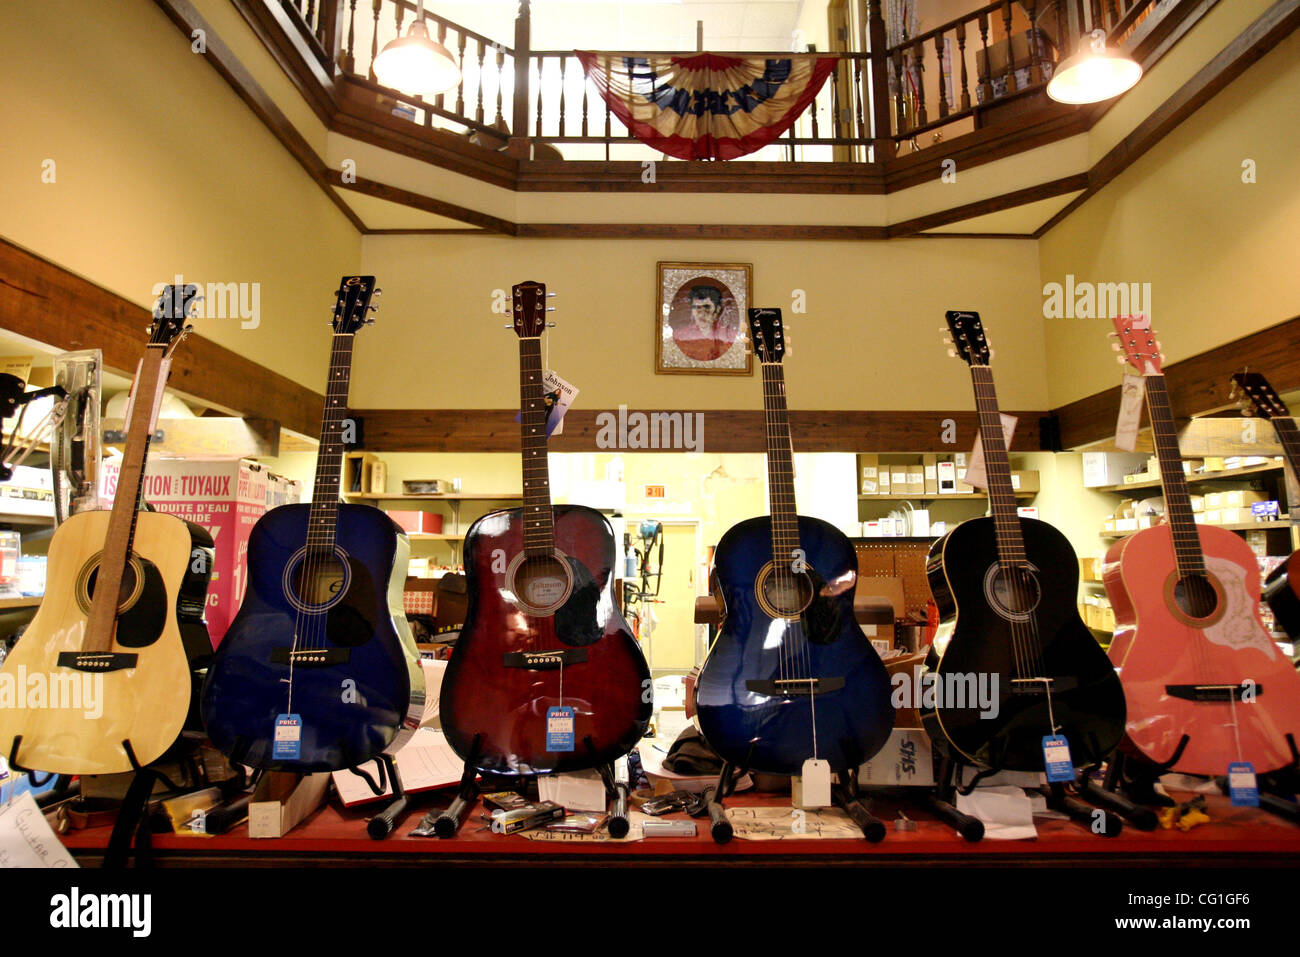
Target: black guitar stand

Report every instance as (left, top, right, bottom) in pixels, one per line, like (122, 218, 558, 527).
(914, 753, 986, 841)
(349, 752, 410, 840)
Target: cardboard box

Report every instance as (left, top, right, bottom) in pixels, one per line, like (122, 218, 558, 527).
(387, 510, 444, 534)
(105, 457, 288, 645)
(905, 467, 925, 495)
(923, 454, 939, 494)
(890, 467, 908, 495)
(859, 454, 880, 495)
(936, 460, 957, 494)
(1082, 452, 1148, 488)
(248, 772, 330, 838)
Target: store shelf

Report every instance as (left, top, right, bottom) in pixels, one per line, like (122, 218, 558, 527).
(1092, 461, 1283, 495)
(0, 596, 41, 610)
(408, 533, 466, 542)
(1101, 518, 1291, 540)
(344, 492, 521, 502)
(857, 492, 1034, 501)
(0, 510, 54, 525)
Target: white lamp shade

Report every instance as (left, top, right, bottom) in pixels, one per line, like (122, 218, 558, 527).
(372, 20, 461, 97)
(1046, 45, 1142, 104)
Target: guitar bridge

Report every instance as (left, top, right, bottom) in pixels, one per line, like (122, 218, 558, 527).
(56, 652, 138, 673)
(1009, 676, 1078, 694)
(269, 648, 351, 667)
(745, 677, 845, 697)
(1165, 683, 1260, 703)
(502, 649, 588, 670)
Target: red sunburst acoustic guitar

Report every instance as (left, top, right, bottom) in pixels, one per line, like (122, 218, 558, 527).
(1104, 317, 1300, 776)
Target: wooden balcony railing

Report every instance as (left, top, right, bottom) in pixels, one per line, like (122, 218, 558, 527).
(274, 0, 1203, 162)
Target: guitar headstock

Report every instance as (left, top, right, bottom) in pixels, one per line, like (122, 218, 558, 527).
(747, 308, 785, 363)
(332, 276, 379, 334)
(943, 311, 990, 366)
(1111, 315, 1163, 375)
(1231, 370, 1290, 420)
(150, 284, 200, 352)
(511, 281, 552, 338)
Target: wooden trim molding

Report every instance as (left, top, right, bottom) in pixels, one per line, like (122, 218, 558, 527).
(0, 238, 322, 438)
(351, 409, 1050, 454)
(1053, 313, 1300, 449)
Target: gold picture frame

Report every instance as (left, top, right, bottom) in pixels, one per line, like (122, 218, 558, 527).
(655, 262, 753, 375)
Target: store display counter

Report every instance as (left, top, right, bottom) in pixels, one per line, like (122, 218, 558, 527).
(58, 789, 1300, 867)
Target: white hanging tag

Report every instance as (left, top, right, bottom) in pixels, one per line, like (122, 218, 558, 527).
(962, 413, 1018, 490)
(799, 758, 832, 808)
(1114, 374, 1146, 452)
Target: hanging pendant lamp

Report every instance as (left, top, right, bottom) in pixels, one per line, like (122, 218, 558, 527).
(1047, 24, 1142, 105)
(372, 1, 461, 97)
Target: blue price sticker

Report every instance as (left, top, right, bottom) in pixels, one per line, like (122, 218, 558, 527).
(1227, 762, 1259, 807)
(546, 706, 575, 752)
(273, 713, 303, 760)
(1041, 734, 1075, 782)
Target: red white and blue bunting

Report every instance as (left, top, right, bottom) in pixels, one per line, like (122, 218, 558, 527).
(576, 52, 839, 161)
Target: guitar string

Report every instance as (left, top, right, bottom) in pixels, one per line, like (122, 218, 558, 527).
(762, 361, 796, 687)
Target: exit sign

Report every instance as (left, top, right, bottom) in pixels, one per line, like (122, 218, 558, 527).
(644, 485, 666, 499)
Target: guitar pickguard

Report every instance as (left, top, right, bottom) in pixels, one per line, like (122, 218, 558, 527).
(1199, 555, 1279, 658)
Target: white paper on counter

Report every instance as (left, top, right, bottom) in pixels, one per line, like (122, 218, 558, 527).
(955, 785, 1037, 840)
(0, 791, 78, 867)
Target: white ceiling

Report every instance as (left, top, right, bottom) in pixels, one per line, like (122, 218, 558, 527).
(426, 1, 804, 53)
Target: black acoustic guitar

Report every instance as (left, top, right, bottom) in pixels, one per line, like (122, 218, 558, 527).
(922, 311, 1126, 773)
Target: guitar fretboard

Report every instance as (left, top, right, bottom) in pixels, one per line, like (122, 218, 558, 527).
(1271, 416, 1300, 508)
(970, 365, 1025, 567)
(760, 361, 802, 562)
(1144, 375, 1206, 577)
(305, 333, 356, 550)
(519, 336, 554, 556)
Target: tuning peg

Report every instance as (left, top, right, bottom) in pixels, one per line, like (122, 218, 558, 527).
(547, 322, 557, 328)
(988, 348, 995, 361)
(1111, 342, 1122, 351)
(947, 348, 958, 358)
(1116, 355, 1128, 364)
(546, 292, 557, 298)
(942, 336, 953, 346)
(373, 288, 382, 297)
(504, 323, 514, 329)
(364, 318, 375, 325)
(368, 305, 379, 311)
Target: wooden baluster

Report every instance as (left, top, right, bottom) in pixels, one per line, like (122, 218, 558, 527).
(977, 13, 993, 105)
(934, 32, 948, 118)
(455, 32, 467, 118)
(435, 21, 447, 112)
(511, 0, 531, 151)
(866, 0, 894, 160)
(829, 55, 842, 139)
(956, 19, 970, 111)
(393, 0, 403, 39)
(306, 0, 316, 29)
(892, 46, 907, 134)
(1025, 0, 1042, 86)
(536, 55, 545, 137)
(1002, 1, 1016, 96)
(1108, 0, 1121, 32)
(496, 45, 506, 128)
(809, 61, 820, 140)
(343, 0, 357, 74)
(912, 39, 927, 128)
(853, 56, 866, 140)
(475, 39, 486, 124)
(580, 58, 589, 136)
(368, 0, 381, 82)
(603, 55, 611, 160)
(558, 56, 567, 137)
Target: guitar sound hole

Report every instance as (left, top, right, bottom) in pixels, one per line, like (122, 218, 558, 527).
(514, 554, 572, 611)
(986, 564, 1041, 620)
(85, 562, 137, 607)
(760, 567, 814, 618)
(291, 551, 348, 608)
(1174, 574, 1219, 619)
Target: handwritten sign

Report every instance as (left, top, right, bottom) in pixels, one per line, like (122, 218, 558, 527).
(0, 791, 78, 868)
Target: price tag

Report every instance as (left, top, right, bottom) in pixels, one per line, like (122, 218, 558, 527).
(800, 758, 832, 807)
(1114, 374, 1146, 452)
(0, 756, 9, 782)
(1227, 762, 1259, 807)
(1041, 734, 1075, 782)
(546, 706, 575, 752)
(272, 713, 302, 760)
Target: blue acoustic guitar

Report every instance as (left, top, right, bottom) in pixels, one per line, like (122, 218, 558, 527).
(695, 308, 895, 775)
(201, 277, 424, 771)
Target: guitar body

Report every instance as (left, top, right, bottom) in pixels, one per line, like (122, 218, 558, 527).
(924, 516, 1126, 771)
(440, 504, 651, 775)
(1263, 552, 1300, 640)
(0, 510, 197, 775)
(697, 515, 894, 775)
(201, 503, 423, 771)
(1105, 522, 1300, 775)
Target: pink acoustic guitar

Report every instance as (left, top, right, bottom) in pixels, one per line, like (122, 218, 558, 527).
(1104, 317, 1300, 775)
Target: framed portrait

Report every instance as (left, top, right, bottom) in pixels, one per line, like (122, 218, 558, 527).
(656, 262, 753, 375)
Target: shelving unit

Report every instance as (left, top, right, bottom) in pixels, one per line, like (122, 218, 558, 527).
(857, 492, 1035, 502)
(343, 488, 522, 565)
(1092, 460, 1284, 495)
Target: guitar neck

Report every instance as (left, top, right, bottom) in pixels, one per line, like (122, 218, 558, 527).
(84, 346, 168, 653)
(1143, 375, 1205, 576)
(519, 336, 554, 556)
(760, 360, 801, 560)
(969, 365, 1025, 566)
(1270, 415, 1300, 491)
(306, 333, 356, 551)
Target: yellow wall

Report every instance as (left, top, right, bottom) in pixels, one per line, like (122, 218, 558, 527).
(1040, 29, 1300, 408)
(354, 235, 1048, 412)
(0, 0, 360, 392)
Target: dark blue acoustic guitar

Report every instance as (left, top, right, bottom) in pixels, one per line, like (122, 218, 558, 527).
(695, 308, 894, 775)
(201, 277, 424, 771)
